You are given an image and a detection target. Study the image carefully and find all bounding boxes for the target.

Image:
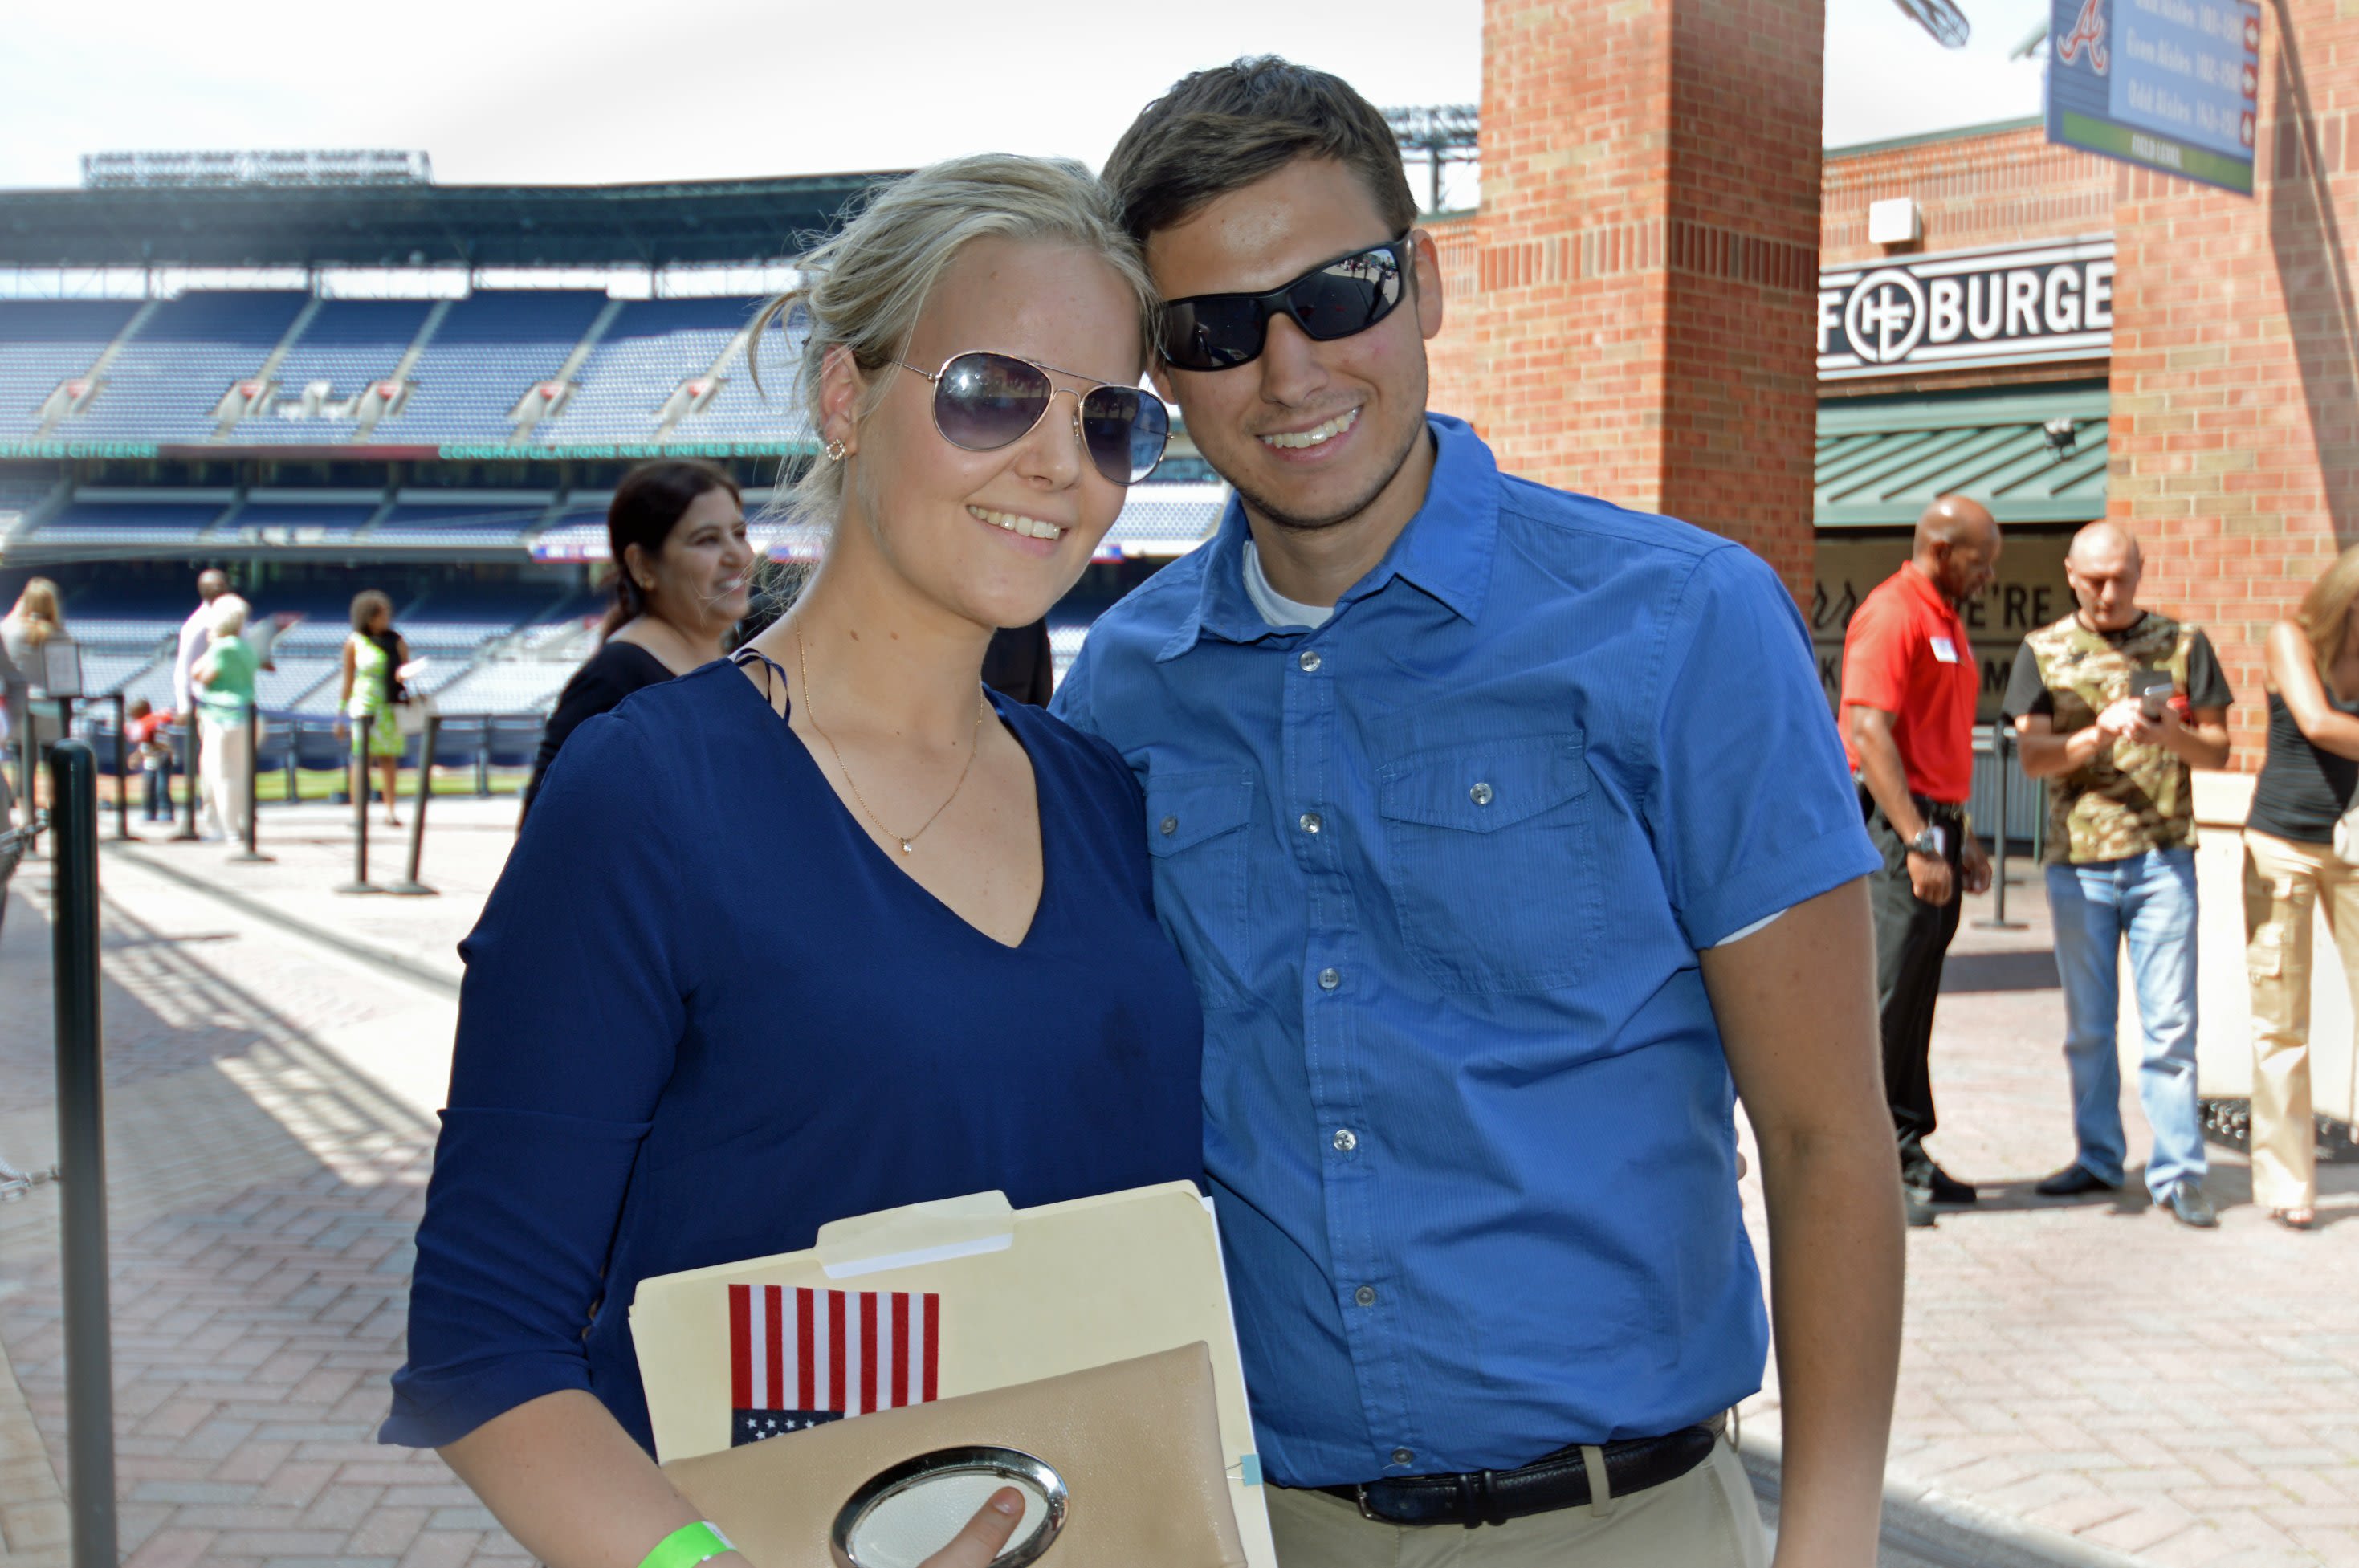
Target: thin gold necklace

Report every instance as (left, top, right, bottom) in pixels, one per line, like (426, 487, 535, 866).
(796, 629, 987, 856)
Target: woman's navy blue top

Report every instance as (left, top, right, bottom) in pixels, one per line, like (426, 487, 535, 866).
(382, 659, 1204, 1452)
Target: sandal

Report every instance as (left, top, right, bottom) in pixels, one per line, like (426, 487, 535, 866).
(2270, 1207, 2316, 1231)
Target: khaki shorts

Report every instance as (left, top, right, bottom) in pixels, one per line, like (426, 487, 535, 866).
(1263, 1440, 1769, 1568)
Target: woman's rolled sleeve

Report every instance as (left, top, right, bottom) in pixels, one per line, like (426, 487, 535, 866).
(384, 711, 689, 1448)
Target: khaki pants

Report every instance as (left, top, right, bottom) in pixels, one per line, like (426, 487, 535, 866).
(2242, 829, 2357, 1209)
(1263, 1442, 1769, 1568)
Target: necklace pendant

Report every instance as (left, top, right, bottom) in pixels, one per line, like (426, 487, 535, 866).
(898, 839, 914, 855)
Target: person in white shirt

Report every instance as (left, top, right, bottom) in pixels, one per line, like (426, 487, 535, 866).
(172, 569, 230, 720)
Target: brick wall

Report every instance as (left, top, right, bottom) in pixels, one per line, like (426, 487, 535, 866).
(1427, 0, 1824, 595)
(1820, 122, 2118, 267)
(2108, 0, 2359, 762)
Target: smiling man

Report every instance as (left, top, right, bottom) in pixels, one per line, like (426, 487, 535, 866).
(1052, 57, 1903, 1568)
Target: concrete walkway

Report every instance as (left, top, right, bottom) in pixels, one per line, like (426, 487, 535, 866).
(1, 800, 2354, 1565)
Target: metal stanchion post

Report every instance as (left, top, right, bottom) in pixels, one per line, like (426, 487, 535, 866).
(109, 693, 129, 841)
(227, 707, 271, 865)
(47, 739, 118, 1568)
(385, 713, 439, 897)
(172, 711, 201, 841)
(1975, 723, 2027, 931)
(335, 715, 381, 894)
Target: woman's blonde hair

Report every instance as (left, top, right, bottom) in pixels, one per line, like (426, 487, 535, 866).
(6, 578, 62, 646)
(2298, 544, 2359, 674)
(210, 594, 250, 639)
(747, 153, 1157, 535)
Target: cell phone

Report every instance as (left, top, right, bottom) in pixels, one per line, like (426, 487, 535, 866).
(2130, 669, 2175, 719)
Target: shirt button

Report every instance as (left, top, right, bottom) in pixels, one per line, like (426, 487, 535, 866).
(1318, 967, 1341, 991)
(1391, 1448, 1416, 1468)
(1354, 1285, 1378, 1307)
(1299, 812, 1322, 835)
(1159, 815, 1177, 836)
(1332, 1128, 1358, 1152)
(1298, 650, 1322, 673)
(1469, 780, 1494, 807)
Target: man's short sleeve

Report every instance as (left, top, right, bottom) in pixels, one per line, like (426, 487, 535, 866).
(2185, 629, 2234, 710)
(1046, 631, 1101, 739)
(1837, 593, 1909, 714)
(2002, 639, 2054, 721)
(1645, 547, 1880, 949)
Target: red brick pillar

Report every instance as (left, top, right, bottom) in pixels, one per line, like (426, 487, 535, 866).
(2107, 0, 2359, 763)
(1429, 0, 1826, 595)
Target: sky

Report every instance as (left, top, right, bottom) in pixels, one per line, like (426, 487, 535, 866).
(0, 0, 2053, 193)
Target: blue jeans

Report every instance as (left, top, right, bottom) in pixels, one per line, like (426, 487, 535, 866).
(2044, 848, 2206, 1197)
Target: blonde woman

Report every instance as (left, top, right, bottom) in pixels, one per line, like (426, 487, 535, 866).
(385, 156, 1190, 1568)
(2, 578, 75, 807)
(2243, 544, 2359, 1229)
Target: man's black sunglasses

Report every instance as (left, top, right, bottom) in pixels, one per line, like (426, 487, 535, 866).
(1158, 237, 1411, 372)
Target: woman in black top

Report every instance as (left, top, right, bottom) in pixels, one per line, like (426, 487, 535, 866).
(2243, 544, 2359, 1229)
(522, 461, 752, 816)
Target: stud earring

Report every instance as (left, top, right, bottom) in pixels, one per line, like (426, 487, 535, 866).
(823, 438, 848, 462)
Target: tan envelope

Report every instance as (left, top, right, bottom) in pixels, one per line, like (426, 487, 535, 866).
(629, 1181, 1276, 1568)
(662, 1344, 1246, 1567)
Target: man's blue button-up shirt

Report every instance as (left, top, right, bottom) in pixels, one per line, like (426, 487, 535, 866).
(1053, 415, 1880, 1489)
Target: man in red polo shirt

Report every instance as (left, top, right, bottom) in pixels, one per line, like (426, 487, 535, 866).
(1842, 495, 2000, 1228)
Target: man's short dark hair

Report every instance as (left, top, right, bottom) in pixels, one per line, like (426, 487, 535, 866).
(1102, 56, 1419, 245)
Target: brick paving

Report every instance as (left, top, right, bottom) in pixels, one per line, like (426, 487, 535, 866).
(1740, 870, 2359, 1566)
(2, 798, 2355, 1564)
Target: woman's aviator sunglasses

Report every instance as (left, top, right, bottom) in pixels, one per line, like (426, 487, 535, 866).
(894, 351, 1171, 485)
(1157, 237, 1412, 372)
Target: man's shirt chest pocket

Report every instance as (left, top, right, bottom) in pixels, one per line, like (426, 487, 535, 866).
(1374, 731, 1602, 992)
(1144, 768, 1256, 1011)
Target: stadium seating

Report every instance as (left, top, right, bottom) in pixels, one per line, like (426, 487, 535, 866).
(0, 299, 139, 441)
(231, 299, 435, 445)
(674, 312, 807, 444)
(36, 499, 227, 548)
(536, 296, 762, 446)
(1100, 482, 1227, 557)
(369, 498, 554, 550)
(369, 291, 609, 446)
(54, 292, 310, 444)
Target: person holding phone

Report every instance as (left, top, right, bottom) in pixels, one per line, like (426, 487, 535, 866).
(2004, 520, 2233, 1226)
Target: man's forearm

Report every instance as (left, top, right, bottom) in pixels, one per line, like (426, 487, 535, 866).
(1848, 722, 1923, 840)
(1758, 1127, 1905, 1565)
(2015, 724, 2097, 780)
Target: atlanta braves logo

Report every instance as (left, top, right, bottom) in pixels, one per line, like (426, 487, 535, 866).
(2057, 0, 2108, 73)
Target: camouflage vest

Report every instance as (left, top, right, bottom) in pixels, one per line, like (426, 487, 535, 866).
(2021, 612, 2201, 865)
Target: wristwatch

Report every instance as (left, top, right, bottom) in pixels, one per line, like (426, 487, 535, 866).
(1907, 826, 1944, 857)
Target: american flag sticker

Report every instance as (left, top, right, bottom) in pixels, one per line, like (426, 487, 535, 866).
(727, 1284, 940, 1447)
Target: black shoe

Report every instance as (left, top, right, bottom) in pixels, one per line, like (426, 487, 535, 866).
(2035, 1164, 2121, 1198)
(1921, 1164, 1978, 1205)
(2163, 1183, 2218, 1228)
(1903, 1187, 1937, 1228)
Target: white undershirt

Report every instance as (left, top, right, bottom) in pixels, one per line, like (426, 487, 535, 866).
(1241, 540, 1334, 630)
(1237, 540, 1784, 949)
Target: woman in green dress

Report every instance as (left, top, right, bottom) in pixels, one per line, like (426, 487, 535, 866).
(337, 589, 410, 827)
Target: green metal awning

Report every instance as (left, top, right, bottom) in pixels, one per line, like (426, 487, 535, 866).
(1816, 387, 2109, 529)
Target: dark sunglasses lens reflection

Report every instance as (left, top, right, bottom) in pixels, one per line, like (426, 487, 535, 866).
(1294, 253, 1402, 340)
(1163, 296, 1265, 372)
(932, 352, 1053, 451)
(1080, 385, 1171, 484)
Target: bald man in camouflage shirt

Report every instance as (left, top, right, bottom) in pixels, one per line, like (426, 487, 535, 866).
(2004, 523, 2232, 1228)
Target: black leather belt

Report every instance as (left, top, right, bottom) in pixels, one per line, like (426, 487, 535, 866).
(1316, 1424, 1721, 1529)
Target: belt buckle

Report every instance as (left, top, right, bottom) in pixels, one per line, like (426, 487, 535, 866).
(1353, 1484, 1384, 1523)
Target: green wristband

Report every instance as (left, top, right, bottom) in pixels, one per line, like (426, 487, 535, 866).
(641, 1521, 735, 1568)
